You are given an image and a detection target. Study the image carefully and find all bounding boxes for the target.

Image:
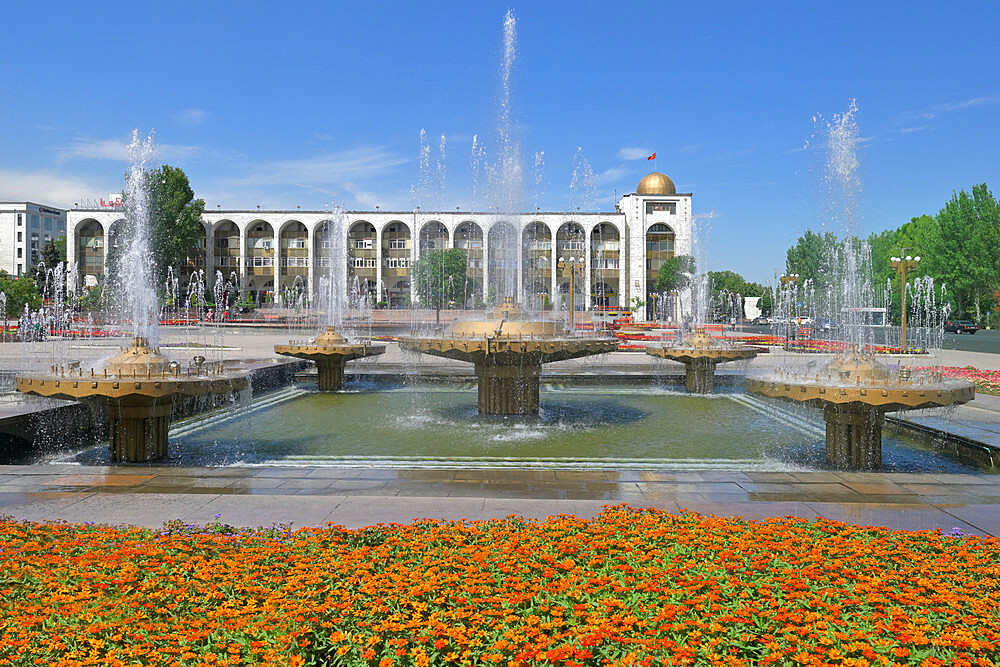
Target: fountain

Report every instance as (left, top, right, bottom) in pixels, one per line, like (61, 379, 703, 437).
(746, 101, 974, 468)
(646, 326, 757, 392)
(274, 327, 385, 391)
(17, 339, 244, 461)
(273, 205, 385, 390)
(746, 353, 973, 468)
(15, 130, 247, 462)
(398, 297, 618, 415)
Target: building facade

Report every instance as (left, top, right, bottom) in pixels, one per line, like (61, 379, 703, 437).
(0, 202, 67, 276)
(64, 172, 691, 321)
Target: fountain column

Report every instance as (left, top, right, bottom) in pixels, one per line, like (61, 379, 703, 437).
(823, 404, 882, 470)
(476, 360, 541, 415)
(685, 357, 718, 393)
(108, 396, 172, 462)
(315, 358, 346, 392)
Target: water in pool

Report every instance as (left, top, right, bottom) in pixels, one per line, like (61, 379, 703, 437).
(52, 382, 979, 473)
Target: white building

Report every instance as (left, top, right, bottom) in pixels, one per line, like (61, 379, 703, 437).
(64, 171, 691, 321)
(0, 202, 67, 276)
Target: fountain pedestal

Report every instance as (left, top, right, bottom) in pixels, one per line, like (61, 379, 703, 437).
(476, 361, 541, 415)
(274, 327, 385, 392)
(108, 396, 172, 462)
(823, 403, 882, 469)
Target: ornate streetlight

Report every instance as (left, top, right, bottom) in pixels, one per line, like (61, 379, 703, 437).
(558, 256, 585, 332)
(890, 253, 920, 351)
(779, 273, 800, 350)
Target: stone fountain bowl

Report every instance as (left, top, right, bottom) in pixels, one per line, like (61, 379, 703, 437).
(745, 353, 975, 411)
(273, 326, 385, 361)
(16, 336, 247, 402)
(646, 328, 757, 364)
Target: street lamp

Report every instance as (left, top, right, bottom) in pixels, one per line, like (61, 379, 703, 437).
(890, 254, 920, 351)
(558, 256, 585, 332)
(779, 273, 800, 350)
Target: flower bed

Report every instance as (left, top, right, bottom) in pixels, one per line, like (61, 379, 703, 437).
(2, 507, 998, 666)
(914, 366, 1000, 397)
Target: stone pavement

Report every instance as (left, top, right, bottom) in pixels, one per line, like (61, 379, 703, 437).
(1, 465, 998, 537)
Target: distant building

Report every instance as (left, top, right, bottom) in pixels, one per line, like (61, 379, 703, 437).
(0, 202, 67, 277)
(64, 172, 692, 321)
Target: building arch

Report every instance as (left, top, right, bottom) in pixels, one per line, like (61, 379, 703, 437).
(347, 221, 377, 296)
(279, 221, 308, 291)
(487, 220, 518, 302)
(246, 220, 276, 300)
(419, 221, 449, 254)
(520, 221, 552, 308)
(381, 220, 412, 307)
(454, 221, 483, 305)
(212, 221, 241, 276)
(555, 222, 585, 259)
(645, 223, 677, 319)
(590, 222, 621, 309)
(75, 219, 105, 286)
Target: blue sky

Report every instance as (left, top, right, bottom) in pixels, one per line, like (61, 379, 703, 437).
(1, 0, 997, 283)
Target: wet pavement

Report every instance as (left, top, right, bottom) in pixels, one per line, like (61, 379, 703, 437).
(1, 464, 998, 536)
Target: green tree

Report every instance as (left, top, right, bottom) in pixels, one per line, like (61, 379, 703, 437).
(785, 230, 839, 288)
(149, 165, 206, 281)
(38, 238, 63, 270)
(928, 184, 1000, 323)
(412, 249, 473, 322)
(0, 271, 41, 329)
(707, 270, 748, 297)
(654, 255, 695, 293)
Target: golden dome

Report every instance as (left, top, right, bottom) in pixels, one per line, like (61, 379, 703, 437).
(637, 172, 676, 195)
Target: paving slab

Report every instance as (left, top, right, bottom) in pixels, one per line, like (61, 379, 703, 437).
(0, 464, 997, 535)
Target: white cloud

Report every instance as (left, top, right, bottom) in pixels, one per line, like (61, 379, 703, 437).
(899, 125, 930, 134)
(598, 166, 628, 182)
(175, 108, 210, 125)
(618, 147, 653, 160)
(55, 136, 203, 162)
(224, 146, 408, 189)
(0, 168, 111, 207)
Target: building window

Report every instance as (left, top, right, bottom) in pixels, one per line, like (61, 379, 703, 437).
(17, 232, 22, 242)
(646, 201, 677, 214)
(287, 238, 306, 249)
(388, 239, 408, 250)
(30, 215, 39, 227)
(385, 257, 411, 269)
(17, 248, 22, 258)
(16, 214, 22, 226)
(354, 239, 373, 250)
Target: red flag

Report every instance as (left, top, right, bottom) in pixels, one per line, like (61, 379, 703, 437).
(647, 153, 656, 160)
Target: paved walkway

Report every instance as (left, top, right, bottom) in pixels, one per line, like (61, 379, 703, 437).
(2, 465, 998, 537)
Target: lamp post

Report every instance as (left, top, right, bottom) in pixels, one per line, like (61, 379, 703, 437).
(779, 273, 800, 350)
(890, 253, 920, 351)
(558, 256, 585, 333)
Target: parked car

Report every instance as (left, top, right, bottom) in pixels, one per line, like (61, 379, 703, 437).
(752, 315, 772, 325)
(944, 320, 982, 334)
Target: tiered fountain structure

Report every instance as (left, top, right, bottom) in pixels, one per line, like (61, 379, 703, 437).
(398, 298, 618, 415)
(746, 101, 975, 469)
(274, 327, 385, 391)
(747, 352, 973, 468)
(646, 326, 757, 392)
(17, 338, 246, 462)
(16, 130, 248, 462)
